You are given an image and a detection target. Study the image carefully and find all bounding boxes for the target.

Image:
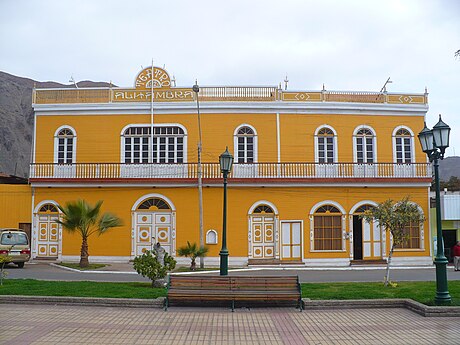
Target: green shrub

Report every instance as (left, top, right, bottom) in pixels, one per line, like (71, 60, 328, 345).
(133, 250, 176, 287)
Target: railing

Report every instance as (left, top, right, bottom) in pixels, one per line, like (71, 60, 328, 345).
(29, 162, 432, 180)
(33, 87, 427, 105)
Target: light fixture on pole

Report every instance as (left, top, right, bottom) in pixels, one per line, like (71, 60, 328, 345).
(418, 114, 451, 304)
(219, 147, 233, 276)
(193, 81, 205, 269)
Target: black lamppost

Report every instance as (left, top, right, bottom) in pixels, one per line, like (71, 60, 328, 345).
(219, 147, 233, 276)
(418, 115, 452, 304)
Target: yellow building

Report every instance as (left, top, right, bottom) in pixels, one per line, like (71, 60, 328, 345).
(29, 66, 432, 266)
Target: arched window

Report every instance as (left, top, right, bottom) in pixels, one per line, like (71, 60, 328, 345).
(54, 127, 76, 164)
(122, 125, 186, 164)
(354, 127, 375, 163)
(39, 204, 59, 213)
(393, 127, 413, 163)
(136, 197, 171, 210)
(315, 127, 336, 163)
(234, 125, 257, 163)
(253, 205, 274, 214)
(313, 204, 342, 250)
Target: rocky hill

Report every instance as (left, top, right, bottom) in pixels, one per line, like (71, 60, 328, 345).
(0, 71, 459, 180)
(0, 71, 111, 177)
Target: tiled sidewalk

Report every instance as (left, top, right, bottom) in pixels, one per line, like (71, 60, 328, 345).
(0, 304, 458, 345)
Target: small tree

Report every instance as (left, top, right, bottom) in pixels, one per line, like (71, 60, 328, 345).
(361, 197, 425, 286)
(133, 250, 176, 287)
(178, 241, 209, 271)
(57, 199, 122, 268)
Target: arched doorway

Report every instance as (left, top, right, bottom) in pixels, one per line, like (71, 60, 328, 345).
(248, 203, 278, 261)
(34, 202, 61, 258)
(351, 203, 382, 261)
(132, 195, 175, 257)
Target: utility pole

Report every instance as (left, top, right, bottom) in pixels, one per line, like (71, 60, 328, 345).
(193, 81, 205, 268)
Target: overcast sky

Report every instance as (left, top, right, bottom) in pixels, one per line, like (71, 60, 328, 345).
(1, 0, 459, 155)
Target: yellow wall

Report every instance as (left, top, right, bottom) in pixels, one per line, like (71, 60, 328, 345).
(34, 112, 425, 164)
(33, 185, 430, 258)
(0, 185, 32, 228)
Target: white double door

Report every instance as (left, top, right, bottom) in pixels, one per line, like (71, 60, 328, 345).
(36, 214, 61, 258)
(280, 221, 302, 261)
(134, 212, 174, 256)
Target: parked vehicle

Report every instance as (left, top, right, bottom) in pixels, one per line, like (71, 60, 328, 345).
(0, 229, 31, 268)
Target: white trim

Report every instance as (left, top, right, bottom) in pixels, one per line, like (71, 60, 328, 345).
(280, 220, 304, 261)
(314, 124, 338, 163)
(33, 199, 61, 213)
(29, 182, 433, 189)
(309, 200, 346, 215)
(352, 125, 377, 163)
(32, 200, 62, 260)
(120, 123, 188, 164)
(53, 125, 77, 164)
(205, 229, 218, 245)
(32, 113, 37, 164)
(233, 123, 258, 163)
(390, 256, 433, 266)
(131, 193, 176, 211)
(248, 200, 279, 215)
(392, 125, 415, 163)
(33, 101, 429, 117)
(276, 113, 281, 163)
(349, 200, 378, 214)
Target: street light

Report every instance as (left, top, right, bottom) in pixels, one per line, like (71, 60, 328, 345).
(418, 114, 452, 304)
(219, 147, 233, 276)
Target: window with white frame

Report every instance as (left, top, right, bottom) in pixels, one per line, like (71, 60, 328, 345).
(235, 126, 256, 163)
(394, 128, 413, 163)
(316, 127, 336, 163)
(354, 128, 375, 163)
(123, 126, 185, 164)
(55, 127, 75, 164)
(313, 204, 343, 250)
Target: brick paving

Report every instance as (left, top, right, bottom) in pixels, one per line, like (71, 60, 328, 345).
(0, 304, 458, 345)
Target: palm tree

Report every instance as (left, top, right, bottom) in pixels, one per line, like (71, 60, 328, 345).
(57, 200, 122, 268)
(177, 241, 209, 270)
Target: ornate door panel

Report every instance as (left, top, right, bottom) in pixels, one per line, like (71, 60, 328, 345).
(281, 222, 302, 261)
(37, 214, 60, 257)
(135, 212, 173, 256)
(251, 216, 275, 259)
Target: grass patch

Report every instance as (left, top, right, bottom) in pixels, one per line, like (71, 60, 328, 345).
(301, 281, 460, 306)
(1, 279, 459, 306)
(0, 279, 166, 299)
(57, 263, 107, 271)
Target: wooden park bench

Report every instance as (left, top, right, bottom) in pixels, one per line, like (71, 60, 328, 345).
(165, 275, 302, 311)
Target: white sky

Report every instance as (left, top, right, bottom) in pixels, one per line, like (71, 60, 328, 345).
(1, 0, 459, 155)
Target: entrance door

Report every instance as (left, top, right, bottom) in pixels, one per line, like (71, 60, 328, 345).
(353, 215, 381, 260)
(36, 213, 60, 258)
(281, 221, 302, 261)
(250, 215, 275, 259)
(135, 212, 173, 256)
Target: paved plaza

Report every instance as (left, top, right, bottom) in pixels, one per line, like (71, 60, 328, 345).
(0, 304, 458, 345)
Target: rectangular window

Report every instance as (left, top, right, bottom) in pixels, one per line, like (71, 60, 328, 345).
(395, 222, 420, 249)
(314, 215, 342, 250)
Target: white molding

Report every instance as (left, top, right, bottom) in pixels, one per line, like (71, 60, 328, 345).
(392, 125, 415, 163)
(33, 101, 429, 117)
(314, 125, 338, 163)
(349, 200, 378, 214)
(248, 200, 279, 215)
(233, 123, 258, 163)
(29, 181, 432, 188)
(390, 256, 433, 266)
(352, 125, 377, 163)
(309, 200, 346, 215)
(33, 199, 61, 213)
(53, 125, 77, 164)
(131, 193, 176, 211)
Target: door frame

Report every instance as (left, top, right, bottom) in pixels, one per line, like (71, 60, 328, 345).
(279, 220, 304, 261)
(32, 200, 63, 260)
(247, 201, 279, 260)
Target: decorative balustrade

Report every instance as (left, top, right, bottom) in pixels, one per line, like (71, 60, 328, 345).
(29, 162, 432, 181)
(33, 87, 427, 105)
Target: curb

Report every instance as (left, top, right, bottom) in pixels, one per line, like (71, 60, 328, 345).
(302, 298, 460, 317)
(0, 295, 164, 308)
(1, 295, 459, 316)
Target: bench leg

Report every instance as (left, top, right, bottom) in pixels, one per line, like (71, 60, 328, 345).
(231, 299, 235, 312)
(298, 298, 303, 312)
(164, 297, 169, 311)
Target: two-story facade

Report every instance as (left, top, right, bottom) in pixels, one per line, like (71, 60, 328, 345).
(29, 66, 432, 266)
